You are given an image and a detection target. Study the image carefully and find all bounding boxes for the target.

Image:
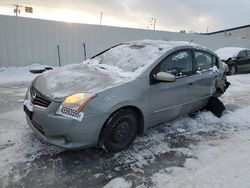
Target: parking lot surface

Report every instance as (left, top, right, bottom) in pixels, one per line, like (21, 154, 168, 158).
(1, 69, 250, 188)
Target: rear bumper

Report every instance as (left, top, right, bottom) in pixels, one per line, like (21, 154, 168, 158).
(25, 106, 109, 149)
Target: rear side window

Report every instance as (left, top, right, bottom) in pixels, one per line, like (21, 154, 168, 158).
(159, 50, 193, 77)
(247, 50, 250, 57)
(195, 51, 213, 71)
(238, 50, 247, 58)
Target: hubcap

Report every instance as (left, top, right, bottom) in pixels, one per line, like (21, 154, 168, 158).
(111, 118, 131, 143)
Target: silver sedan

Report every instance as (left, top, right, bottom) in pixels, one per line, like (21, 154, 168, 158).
(24, 40, 228, 152)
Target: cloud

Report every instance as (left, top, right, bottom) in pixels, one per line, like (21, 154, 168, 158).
(1, 0, 249, 32)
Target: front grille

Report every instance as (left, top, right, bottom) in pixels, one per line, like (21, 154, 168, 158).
(30, 86, 51, 108)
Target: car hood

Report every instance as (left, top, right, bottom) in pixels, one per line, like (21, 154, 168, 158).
(32, 63, 131, 100)
(215, 47, 246, 61)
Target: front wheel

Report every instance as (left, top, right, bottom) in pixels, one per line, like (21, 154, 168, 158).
(99, 108, 139, 153)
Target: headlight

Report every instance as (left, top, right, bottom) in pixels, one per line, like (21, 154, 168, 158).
(56, 93, 96, 121)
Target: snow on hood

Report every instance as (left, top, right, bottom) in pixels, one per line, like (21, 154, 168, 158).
(215, 47, 247, 61)
(32, 63, 127, 99)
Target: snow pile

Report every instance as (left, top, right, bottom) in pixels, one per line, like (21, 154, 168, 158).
(215, 47, 248, 61)
(103, 177, 132, 188)
(0, 109, 62, 180)
(151, 130, 250, 188)
(0, 64, 50, 84)
(225, 74, 250, 93)
(165, 105, 250, 139)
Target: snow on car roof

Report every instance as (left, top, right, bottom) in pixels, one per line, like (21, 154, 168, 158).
(215, 47, 249, 60)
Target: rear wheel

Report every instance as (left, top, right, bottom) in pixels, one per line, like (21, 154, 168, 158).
(229, 65, 237, 75)
(99, 108, 139, 153)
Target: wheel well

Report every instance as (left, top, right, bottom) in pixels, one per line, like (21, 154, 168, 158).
(127, 106, 144, 134)
(99, 106, 144, 143)
(214, 87, 223, 97)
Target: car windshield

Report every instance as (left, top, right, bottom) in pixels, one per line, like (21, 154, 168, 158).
(93, 43, 166, 72)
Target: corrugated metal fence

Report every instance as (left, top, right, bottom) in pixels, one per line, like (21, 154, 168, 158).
(1, 15, 250, 67)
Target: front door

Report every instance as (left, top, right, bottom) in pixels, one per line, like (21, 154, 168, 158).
(245, 50, 250, 72)
(150, 49, 197, 124)
(236, 50, 249, 72)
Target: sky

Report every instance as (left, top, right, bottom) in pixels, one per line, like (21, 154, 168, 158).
(0, 0, 249, 33)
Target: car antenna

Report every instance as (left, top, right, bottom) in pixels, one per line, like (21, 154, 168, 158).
(189, 39, 193, 44)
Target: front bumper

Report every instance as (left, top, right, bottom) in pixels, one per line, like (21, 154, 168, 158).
(25, 101, 109, 149)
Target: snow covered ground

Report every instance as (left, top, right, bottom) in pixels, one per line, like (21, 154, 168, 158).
(0, 64, 48, 84)
(0, 65, 250, 188)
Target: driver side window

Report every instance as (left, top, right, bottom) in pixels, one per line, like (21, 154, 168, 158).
(159, 50, 193, 78)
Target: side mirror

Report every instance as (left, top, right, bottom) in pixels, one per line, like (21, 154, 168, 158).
(237, 56, 244, 59)
(154, 72, 176, 82)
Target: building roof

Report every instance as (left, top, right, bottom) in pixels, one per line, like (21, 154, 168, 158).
(202, 24, 250, 35)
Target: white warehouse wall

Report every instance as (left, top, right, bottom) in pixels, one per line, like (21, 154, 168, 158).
(207, 26, 250, 39)
(1, 15, 250, 67)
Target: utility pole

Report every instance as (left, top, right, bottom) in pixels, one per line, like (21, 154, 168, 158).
(206, 25, 209, 33)
(147, 18, 157, 30)
(13, 4, 22, 16)
(100, 12, 103, 25)
(153, 18, 156, 30)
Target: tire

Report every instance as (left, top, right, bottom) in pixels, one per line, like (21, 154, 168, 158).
(99, 108, 139, 153)
(229, 65, 237, 75)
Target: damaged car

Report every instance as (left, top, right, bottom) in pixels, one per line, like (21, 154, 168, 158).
(215, 47, 250, 75)
(24, 40, 229, 152)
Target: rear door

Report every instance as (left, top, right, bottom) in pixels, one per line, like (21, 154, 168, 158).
(192, 50, 218, 100)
